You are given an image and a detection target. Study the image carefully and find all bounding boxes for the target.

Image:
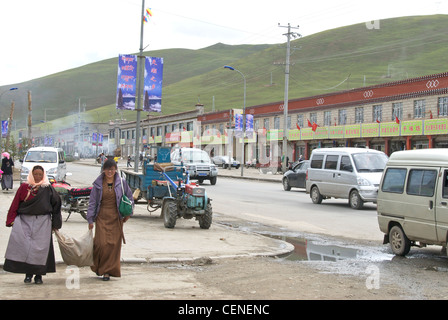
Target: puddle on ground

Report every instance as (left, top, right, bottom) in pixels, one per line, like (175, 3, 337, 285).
(217, 220, 391, 263)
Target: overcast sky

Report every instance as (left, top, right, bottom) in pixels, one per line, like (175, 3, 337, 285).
(0, 0, 446, 86)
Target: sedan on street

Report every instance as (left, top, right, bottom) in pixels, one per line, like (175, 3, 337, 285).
(282, 160, 309, 191)
(212, 156, 240, 169)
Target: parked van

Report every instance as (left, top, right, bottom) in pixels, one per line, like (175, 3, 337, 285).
(20, 147, 67, 183)
(377, 148, 448, 256)
(306, 147, 388, 209)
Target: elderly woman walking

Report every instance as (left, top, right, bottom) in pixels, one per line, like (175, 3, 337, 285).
(1, 152, 14, 191)
(87, 158, 133, 281)
(3, 165, 62, 284)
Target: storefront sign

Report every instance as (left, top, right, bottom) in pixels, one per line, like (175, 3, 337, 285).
(424, 118, 447, 135)
(401, 120, 423, 136)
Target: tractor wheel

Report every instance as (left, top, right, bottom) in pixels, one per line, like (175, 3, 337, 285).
(162, 199, 177, 228)
(198, 202, 213, 229)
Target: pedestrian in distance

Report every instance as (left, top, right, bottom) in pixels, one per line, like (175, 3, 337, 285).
(127, 155, 132, 167)
(3, 165, 62, 284)
(87, 158, 134, 281)
(1, 152, 14, 191)
(99, 153, 107, 173)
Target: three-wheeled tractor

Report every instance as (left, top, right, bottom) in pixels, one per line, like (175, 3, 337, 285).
(121, 147, 212, 229)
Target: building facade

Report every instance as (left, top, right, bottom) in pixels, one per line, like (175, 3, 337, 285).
(197, 71, 448, 163)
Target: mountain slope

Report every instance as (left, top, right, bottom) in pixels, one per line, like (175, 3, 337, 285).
(2, 15, 447, 129)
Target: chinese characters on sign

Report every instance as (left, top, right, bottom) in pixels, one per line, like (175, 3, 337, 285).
(116, 55, 163, 112)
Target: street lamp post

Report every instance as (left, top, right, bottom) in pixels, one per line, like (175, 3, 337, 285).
(224, 65, 246, 177)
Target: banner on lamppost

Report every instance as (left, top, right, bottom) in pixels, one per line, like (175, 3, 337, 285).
(1, 120, 8, 138)
(116, 54, 138, 110)
(246, 114, 254, 138)
(143, 56, 163, 112)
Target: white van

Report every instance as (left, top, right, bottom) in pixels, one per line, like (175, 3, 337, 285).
(377, 148, 448, 256)
(20, 147, 67, 183)
(305, 147, 388, 209)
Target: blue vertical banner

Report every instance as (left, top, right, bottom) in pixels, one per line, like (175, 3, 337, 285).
(116, 54, 138, 110)
(143, 56, 164, 112)
(92, 132, 97, 146)
(234, 113, 243, 138)
(246, 114, 254, 138)
(1, 120, 8, 138)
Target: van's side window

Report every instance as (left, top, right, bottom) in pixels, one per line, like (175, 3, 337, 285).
(443, 170, 448, 199)
(407, 169, 437, 197)
(340, 156, 352, 172)
(311, 155, 324, 169)
(382, 168, 406, 193)
(324, 155, 338, 170)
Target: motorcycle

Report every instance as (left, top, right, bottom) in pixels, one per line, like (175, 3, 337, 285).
(50, 179, 92, 222)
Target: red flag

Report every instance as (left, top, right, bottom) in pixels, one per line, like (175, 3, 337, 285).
(307, 119, 312, 127)
(395, 116, 400, 124)
(296, 123, 301, 130)
(376, 119, 380, 123)
(312, 122, 318, 132)
(430, 110, 433, 119)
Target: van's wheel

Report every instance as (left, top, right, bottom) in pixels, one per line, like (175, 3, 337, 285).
(389, 225, 411, 256)
(310, 186, 323, 204)
(210, 176, 217, 185)
(349, 190, 364, 209)
(162, 199, 177, 228)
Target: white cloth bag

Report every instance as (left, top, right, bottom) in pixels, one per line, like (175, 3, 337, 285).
(55, 229, 94, 267)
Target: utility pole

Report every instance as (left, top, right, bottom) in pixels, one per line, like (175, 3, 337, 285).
(279, 23, 301, 173)
(28, 91, 32, 148)
(134, 0, 145, 172)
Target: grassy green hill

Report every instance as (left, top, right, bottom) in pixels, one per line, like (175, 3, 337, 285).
(2, 14, 448, 131)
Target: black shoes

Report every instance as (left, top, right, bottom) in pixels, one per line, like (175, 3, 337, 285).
(24, 274, 43, 284)
(24, 275, 32, 283)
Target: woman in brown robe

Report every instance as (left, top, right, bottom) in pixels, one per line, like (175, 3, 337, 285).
(86, 159, 133, 281)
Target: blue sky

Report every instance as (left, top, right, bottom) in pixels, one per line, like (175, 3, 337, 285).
(0, 0, 446, 86)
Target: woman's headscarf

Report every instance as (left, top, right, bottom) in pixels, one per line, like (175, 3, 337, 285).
(2, 152, 10, 159)
(27, 165, 50, 187)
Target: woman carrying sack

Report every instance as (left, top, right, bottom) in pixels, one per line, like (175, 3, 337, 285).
(86, 159, 134, 281)
(3, 165, 62, 284)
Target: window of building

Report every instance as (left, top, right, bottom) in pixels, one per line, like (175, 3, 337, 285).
(172, 123, 177, 132)
(338, 109, 347, 125)
(373, 105, 382, 123)
(263, 118, 270, 130)
(438, 97, 448, 116)
(310, 113, 317, 124)
(157, 126, 162, 136)
(297, 114, 304, 128)
(150, 127, 156, 137)
(254, 119, 260, 131)
(392, 102, 403, 121)
(355, 107, 364, 123)
(324, 111, 332, 126)
(414, 99, 426, 118)
(274, 116, 280, 129)
(187, 121, 193, 131)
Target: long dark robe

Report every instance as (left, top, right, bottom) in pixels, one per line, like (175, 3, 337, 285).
(3, 185, 62, 275)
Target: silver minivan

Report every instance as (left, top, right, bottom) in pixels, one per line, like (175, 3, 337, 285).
(306, 147, 388, 209)
(377, 148, 448, 256)
(20, 146, 67, 183)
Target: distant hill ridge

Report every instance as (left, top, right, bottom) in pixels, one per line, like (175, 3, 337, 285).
(2, 15, 447, 129)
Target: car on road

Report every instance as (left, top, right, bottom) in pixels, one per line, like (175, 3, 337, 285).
(171, 147, 218, 185)
(212, 156, 240, 169)
(282, 160, 309, 191)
